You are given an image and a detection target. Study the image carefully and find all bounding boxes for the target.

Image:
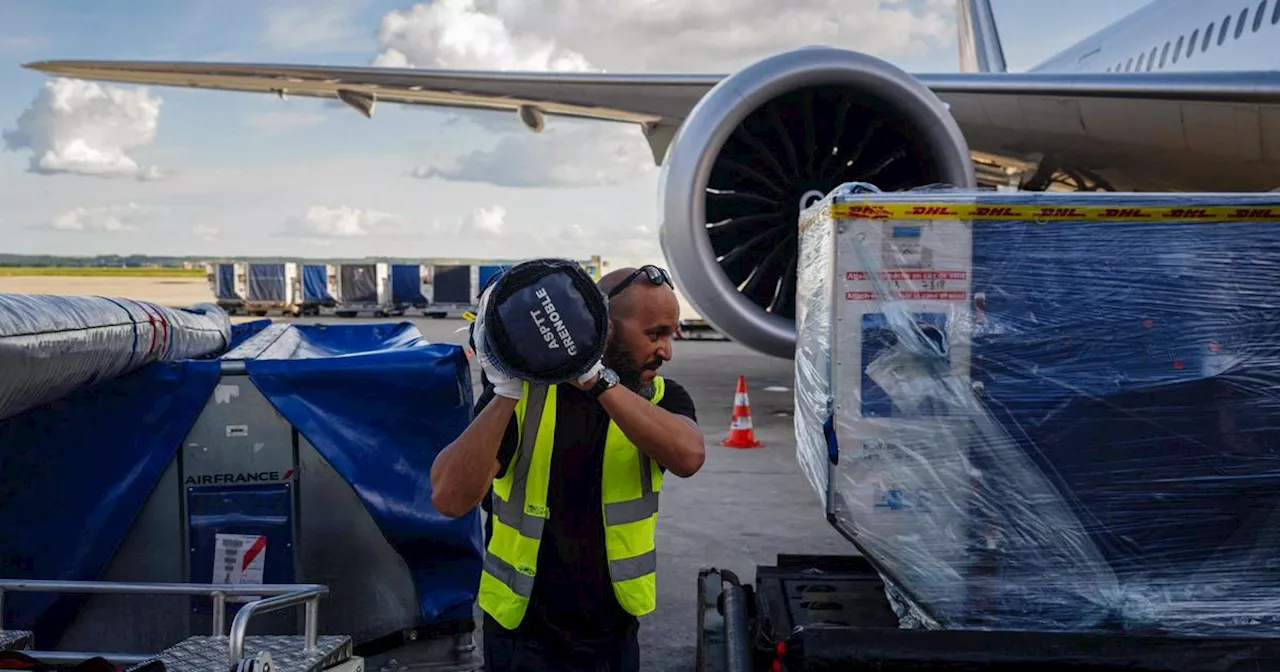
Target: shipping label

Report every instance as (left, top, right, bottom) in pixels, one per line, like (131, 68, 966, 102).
(213, 533, 266, 603)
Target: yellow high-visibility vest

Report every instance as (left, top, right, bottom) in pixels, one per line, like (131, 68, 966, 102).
(478, 378, 666, 630)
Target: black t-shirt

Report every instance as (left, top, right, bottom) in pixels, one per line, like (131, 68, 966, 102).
(473, 378, 697, 653)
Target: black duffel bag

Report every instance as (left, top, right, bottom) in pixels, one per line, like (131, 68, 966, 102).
(475, 258, 609, 386)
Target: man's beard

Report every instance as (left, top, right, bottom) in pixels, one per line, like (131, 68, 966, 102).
(603, 336, 661, 397)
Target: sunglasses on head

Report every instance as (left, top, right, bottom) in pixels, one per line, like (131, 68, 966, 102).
(608, 265, 673, 298)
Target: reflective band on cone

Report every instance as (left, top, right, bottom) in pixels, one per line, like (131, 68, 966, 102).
(723, 375, 763, 449)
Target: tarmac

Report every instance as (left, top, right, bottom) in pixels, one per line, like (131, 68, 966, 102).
(0, 277, 855, 671)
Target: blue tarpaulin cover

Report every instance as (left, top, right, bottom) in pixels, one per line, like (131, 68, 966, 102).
(477, 265, 506, 296)
(216, 264, 239, 300)
(391, 265, 427, 305)
(302, 265, 332, 303)
(0, 320, 480, 642)
(248, 264, 286, 302)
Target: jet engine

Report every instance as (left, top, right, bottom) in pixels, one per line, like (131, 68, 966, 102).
(659, 47, 977, 359)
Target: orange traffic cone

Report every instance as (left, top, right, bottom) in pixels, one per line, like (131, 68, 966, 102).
(722, 375, 763, 449)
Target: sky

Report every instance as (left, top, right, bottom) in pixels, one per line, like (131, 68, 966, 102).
(0, 0, 1154, 269)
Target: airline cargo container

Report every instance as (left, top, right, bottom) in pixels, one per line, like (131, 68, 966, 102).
(425, 264, 478, 318)
(243, 262, 299, 316)
(0, 320, 481, 670)
(331, 263, 392, 317)
(476, 264, 506, 294)
(298, 263, 336, 316)
(205, 262, 246, 314)
(390, 264, 432, 311)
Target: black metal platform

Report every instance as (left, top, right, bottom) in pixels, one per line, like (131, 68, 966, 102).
(699, 554, 1280, 672)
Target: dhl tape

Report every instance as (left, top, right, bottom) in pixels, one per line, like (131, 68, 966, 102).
(831, 202, 1280, 222)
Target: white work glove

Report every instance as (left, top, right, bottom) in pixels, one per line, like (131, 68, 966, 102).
(473, 286, 524, 400)
(575, 360, 604, 389)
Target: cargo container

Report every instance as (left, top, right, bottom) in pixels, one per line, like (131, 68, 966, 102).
(390, 264, 432, 312)
(244, 263, 299, 316)
(205, 262, 245, 314)
(1, 320, 480, 671)
(331, 263, 392, 317)
(297, 264, 336, 316)
(425, 264, 478, 318)
(476, 264, 506, 294)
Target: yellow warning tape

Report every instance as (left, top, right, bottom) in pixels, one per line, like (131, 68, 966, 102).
(830, 202, 1280, 222)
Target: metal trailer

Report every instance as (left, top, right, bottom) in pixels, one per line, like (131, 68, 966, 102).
(206, 263, 246, 315)
(244, 263, 300, 317)
(389, 264, 432, 313)
(297, 264, 336, 317)
(329, 263, 393, 318)
(423, 265, 477, 318)
(0, 321, 482, 672)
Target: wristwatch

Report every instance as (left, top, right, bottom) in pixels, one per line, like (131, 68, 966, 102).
(588, 367, 620, 398)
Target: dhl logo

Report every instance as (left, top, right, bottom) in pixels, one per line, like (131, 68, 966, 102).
(829, 202, 1280, 222)
(909, 206, 959, 216)
(833, 205, 893, 219)
(972, 206, 1017, 217)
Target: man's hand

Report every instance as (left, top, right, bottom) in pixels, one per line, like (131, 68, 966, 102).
(571, 361, 605, 391)
(473, 287, 523, 400)
(598, 384, 705, 478)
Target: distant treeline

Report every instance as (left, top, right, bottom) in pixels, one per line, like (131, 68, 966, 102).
(0, 254, 204, 268)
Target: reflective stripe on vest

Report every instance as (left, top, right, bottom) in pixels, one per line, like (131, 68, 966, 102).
(478, 378, 665, 630)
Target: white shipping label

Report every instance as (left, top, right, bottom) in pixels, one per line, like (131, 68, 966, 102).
(213, 533, 266, 603)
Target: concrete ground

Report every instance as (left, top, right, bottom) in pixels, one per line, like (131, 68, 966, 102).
(1, 277, 854, 671)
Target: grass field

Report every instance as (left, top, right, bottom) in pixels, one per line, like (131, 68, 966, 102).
(0, 266, 205, 278)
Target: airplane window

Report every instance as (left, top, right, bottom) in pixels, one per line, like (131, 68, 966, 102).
(1137, 53, 1146, 70)
(1126, 57, 1135, 70)
(1219, 15, 1231, 45)
(1159, 41, 1170, 68)
(1255, 1, 1267, 30)
(1188, 29, 1199, 57)
(1204, 23, 1215, 51)
(1273, 0, 1280, 23)
(1147, 46, 1158, 70)
(1236, 8, 1248, 38)
(1174, 36, 1184, 63)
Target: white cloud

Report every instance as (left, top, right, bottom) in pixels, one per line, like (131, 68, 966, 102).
(192, 224, 219, 241)
(372, 0, 591, 71)
(461, 204, 506, 235)
(412, 120, 654, 188)
(2, 78, 164, 180)
(43, 203, 167, 234)
(450, 0, 954, 72)
(277, 205, 413, 239)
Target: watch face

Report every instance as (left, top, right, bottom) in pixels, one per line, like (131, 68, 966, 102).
(601, 368, 620, 385)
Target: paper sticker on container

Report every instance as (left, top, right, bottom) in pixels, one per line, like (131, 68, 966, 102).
(213, 533, 266, 603)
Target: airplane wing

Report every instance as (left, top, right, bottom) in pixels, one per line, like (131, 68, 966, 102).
(23, 59, 1280, 191)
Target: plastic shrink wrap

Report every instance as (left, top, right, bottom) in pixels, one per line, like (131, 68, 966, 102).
(0, 294, 232, 422)
(795, 184, 1280, 637)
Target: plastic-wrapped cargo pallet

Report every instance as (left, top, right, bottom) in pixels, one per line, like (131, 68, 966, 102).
(795, 182, 1280, 637)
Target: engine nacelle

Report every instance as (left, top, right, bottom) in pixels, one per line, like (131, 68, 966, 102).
(659, 46, 976, 359)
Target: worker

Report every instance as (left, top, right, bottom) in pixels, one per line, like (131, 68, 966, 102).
(430, 264, 705, 672)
